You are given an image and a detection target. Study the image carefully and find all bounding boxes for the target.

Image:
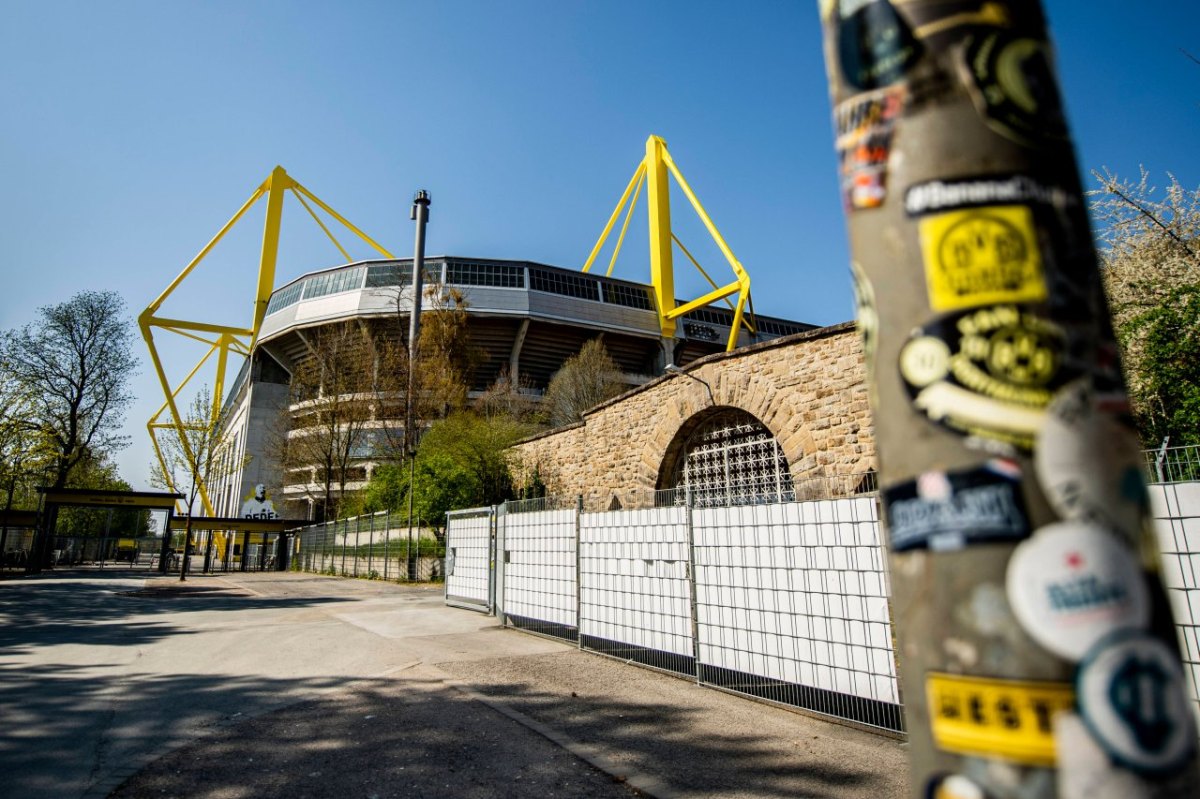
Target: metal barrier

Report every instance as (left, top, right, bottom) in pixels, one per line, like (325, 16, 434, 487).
(447, 466, 1200, 737)
(447, 486, 905, 735)
(1146, 443, 1200, 484)
(1148, 479, 1200, 729)
(444, 507, 494, 612)
(292, 511, 444, 582)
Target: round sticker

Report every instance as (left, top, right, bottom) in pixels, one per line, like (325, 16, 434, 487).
(837, 0, 922, 91)
(926, 773, 988, 799)
(898, 304, 1077, 450)
(1077, 631, 1197, 774)
(960, 31, 1067, 145)
(1036, 381, 1147, 540)
(1006, 522, 1149, 661)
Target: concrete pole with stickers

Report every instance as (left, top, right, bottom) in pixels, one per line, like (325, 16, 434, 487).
(817, 2, 1198, 797)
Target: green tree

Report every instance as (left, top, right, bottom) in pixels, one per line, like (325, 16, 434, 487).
(3, 291, 137, 488)
(541, 338, 624, 427)
(281, 322, 385, 521)
(55, 457, 150, 539)
(358, 411, 536, 534)
(1090, 168, 1200, 445)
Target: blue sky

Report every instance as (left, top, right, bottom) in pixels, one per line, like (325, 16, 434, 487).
(2, 1, 1198, 490)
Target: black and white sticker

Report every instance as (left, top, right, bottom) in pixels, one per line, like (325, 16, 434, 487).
(884, 460, 1029, 552)
(1036, 380, 1148, 542)
(898, 304, 1078, 450)
(1077, 631, 1197, 774)
(1006, 522, 1149, 661)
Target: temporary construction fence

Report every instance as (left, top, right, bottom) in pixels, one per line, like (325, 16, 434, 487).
(1150, 476, 1200, 728)
(292, 511, 445, 581)
(445, 478, 903, 735)
(445, 457, 1200, 738)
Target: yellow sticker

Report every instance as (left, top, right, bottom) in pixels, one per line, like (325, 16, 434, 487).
(926, 672, 1074, 766)
(919, 205, 1046, 312)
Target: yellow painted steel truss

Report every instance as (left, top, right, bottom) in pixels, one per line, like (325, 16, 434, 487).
(141, 166, 395, 515)
(583, 135, 754, 351)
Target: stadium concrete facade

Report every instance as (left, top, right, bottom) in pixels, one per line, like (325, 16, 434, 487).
(212, 256, 814, 521)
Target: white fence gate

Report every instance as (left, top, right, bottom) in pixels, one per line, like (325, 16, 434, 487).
(444, 507, 495, 612)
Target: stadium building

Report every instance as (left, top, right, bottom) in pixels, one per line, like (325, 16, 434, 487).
(210, 255, 815, 521)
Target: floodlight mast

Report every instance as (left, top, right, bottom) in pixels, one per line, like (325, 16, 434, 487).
(583, 135, 755, 353)
(141, 166, 395, 520)
(817, 2, 1196, 797)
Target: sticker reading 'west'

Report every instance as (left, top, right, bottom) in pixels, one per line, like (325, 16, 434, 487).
(926, 671, 1074, 766)
(883, 460, 1029, 552)
(919, 205, 1046, 312)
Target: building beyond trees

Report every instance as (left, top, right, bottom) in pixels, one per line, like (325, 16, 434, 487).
(211, 256, 814, 521)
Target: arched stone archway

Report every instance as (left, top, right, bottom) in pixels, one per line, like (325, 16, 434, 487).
(656, 407, 795, 505)
(644, 365, 816, 492)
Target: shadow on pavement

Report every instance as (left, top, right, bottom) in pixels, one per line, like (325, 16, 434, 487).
(0, 571, 349, 655)
(105, 672, 884, 799)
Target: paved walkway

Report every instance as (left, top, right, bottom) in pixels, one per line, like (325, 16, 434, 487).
(0, 569, 908, 798)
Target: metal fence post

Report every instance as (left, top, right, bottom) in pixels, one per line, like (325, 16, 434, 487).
(684, 486, 703, 685)
(576, 495, 583, 650)
(367, 512, 375, 576)
(488, 505, 498, 615)
(340, 518, 347, 576)
(383, 510, 391, 581)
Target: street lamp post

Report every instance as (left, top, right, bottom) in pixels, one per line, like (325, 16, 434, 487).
(406, 190, 431, 581)
(816, 3, 1197, 796)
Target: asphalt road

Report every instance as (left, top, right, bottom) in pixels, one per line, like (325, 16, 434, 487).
(0, 569, 907, 799)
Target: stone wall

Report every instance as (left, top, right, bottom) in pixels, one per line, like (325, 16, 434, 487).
(512, 322, 876, 503)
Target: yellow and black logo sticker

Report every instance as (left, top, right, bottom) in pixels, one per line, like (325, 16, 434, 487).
(960, 32, 1068, 146)
(899, 304, 1078, 450)
(920, 205, 1046, 312)
(927, 672, 1075, 766)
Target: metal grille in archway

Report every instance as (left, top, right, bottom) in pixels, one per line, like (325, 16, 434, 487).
(669, 409, 794, 507)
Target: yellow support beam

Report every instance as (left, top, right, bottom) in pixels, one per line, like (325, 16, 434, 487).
(645, 136, 677, 340)
(142, 166, 396, 515)
(583, 135, 754, 351)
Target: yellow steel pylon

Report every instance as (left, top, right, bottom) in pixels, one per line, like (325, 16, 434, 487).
(140, 166, 395, 515)
(583, 135, 754, 351)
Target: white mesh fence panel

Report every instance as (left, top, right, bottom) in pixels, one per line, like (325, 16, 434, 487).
(445, 508, 493, 610)
(579, 506, 695, 673)
(1149, 481, 1200, 730)
(502, 508, 578, 638)
(692, 498, 900, 730)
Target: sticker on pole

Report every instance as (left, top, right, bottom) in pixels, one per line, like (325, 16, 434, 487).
(883, 459, 1029, 552)
(1035, 380, 1148, 541)
(926, 671, 1074, 766)
(959, 31, 1068, 145)
(1077, 631, 1197, 774)
(918, 205, 1047, 312)
(898, 304, 1077, 450)
(1006, 522, 1149, 661)
(836, 0, 922, 91)
(835, 86, 905, 210)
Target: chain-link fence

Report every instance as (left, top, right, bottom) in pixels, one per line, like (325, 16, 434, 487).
(291, 511, 445, 582)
